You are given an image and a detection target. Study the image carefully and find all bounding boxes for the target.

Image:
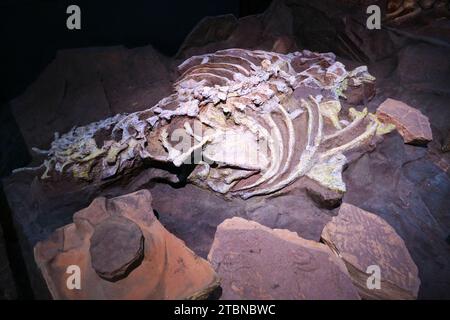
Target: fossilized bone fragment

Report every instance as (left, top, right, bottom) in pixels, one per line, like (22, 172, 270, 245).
(28, 49, 391, 199)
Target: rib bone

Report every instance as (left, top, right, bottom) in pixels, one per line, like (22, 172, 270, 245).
(29, 49, 390, 199)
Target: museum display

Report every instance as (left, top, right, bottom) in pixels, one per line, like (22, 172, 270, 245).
(1, 0, 449, 304)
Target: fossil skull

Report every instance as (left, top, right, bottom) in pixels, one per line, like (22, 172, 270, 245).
(31, 49, 394, 199)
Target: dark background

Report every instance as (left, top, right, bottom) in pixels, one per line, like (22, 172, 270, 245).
(0, 0, 272, 104)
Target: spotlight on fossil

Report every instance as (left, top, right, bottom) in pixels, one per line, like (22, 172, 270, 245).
(23, 49, 394, 199)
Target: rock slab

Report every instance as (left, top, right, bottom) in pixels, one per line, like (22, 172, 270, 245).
(10, 46, 173, 152)
(89, 216, 144, 281)
(34, 189, 219, 300)
(208, 217, 360, 300)
(321, 203, 420, 300)
(376, 98, 432, 145)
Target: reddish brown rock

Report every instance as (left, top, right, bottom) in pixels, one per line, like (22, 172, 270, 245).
(376, 98, 433, 145)
(11, 46, 173, 152)
(34, 190, 219, 300)
(321, 203, 420, 300)
(397, 44, 450, 95)
(176, 14, 239, 58)
(343, 79, 376, 105)
(89, 216, 144, 281)
(304, 178, 343, 209)
(208, 217, 360, 300)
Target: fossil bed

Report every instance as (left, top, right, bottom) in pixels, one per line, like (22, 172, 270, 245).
(1, 0, 450, 299)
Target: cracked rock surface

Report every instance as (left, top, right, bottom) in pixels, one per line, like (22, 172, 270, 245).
(321, 203, 420, 300)
(34, 190, 219, 300)
(89, 216, 145, 282)
(377, 98, 433, 145)
(208, 217, 360, 300)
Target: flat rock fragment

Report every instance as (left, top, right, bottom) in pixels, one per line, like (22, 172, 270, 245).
(208, 217, 360, 300)
(376, 98, 433, 145)
(34, 190, 219, 300)
(89, 216, 144, 281)
(321, 203, 421, 300)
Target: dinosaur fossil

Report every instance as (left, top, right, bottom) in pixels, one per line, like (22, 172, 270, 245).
(23, 49, 394, 199)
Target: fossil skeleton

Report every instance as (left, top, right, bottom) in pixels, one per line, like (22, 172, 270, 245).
(24, 49, 394, 199)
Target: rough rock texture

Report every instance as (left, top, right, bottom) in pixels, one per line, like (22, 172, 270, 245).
(5, 48, 390, 303)
(343, 133, 450, 299)
(34, 190, 219, 300)
(174, 1, 298, 59)
(376, 98, 433, 145)
(10, 45, 173, 152)
(321, 203, 420, 299)
(280, 0, 397, 63)
(89, 216, 144, 281)
(3, 164, 334, 297)
(151, 183, 333, 258)
(208, 217, 360, 300)
(304, 178, 343, 209)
